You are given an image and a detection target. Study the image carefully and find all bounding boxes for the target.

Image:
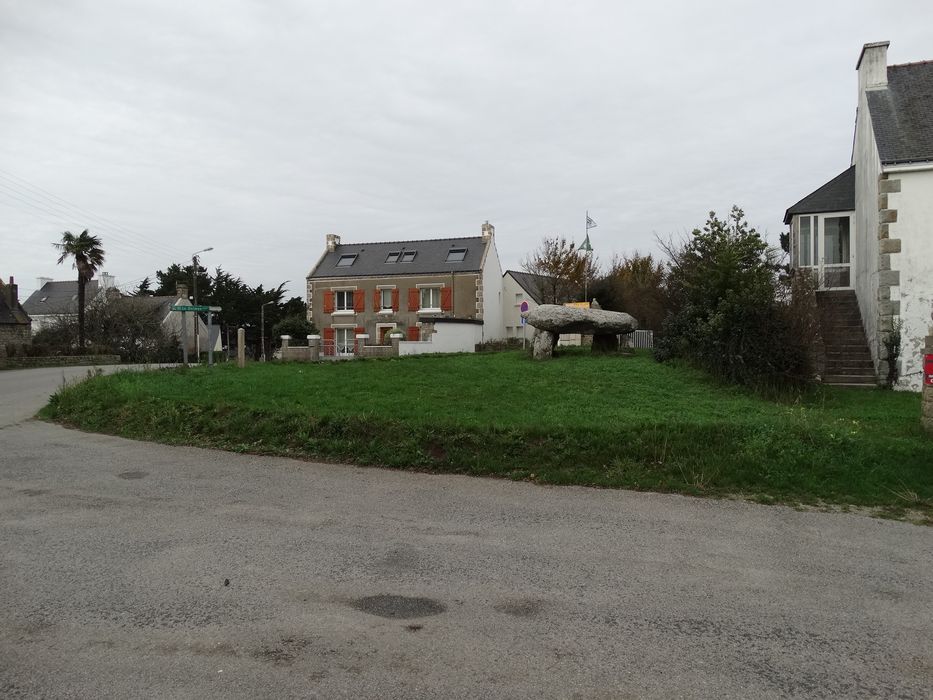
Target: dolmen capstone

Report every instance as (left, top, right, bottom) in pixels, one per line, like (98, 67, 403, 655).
(523, 304, 638, 359)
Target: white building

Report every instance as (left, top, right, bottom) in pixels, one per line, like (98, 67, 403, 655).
(784, 41, 933, 390)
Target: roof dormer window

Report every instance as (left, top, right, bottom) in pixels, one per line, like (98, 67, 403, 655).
(385, 251, 401, 263)
(446, 248, 467, 262)
(400, 251, 417, 263)
(336, 254, 357, 267)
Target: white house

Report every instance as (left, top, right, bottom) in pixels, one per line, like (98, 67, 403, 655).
(501, 270, 551, 340)
(22, 273, 116, 331)
(784, 41, 933, 390)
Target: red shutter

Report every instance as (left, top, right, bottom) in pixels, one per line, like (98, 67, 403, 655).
(322, 290, 334, 314)
(391, 288, 400, 311)
(407, 326, 420, 341)
(323, 327, 335, 356)
(373, 289, 381, 311)
(440, 286, 452, 312)
(408, 288, 420, 312)
(354, 289, 365, 312)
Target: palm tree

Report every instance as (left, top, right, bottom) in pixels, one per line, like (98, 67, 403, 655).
(54, 230, 106, 348)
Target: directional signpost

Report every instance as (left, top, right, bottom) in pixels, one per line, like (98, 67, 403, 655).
(172, 305, 221, 366)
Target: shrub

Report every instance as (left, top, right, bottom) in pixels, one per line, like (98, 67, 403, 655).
(272, 315, 317, 344)
(655, 207, 815, 390)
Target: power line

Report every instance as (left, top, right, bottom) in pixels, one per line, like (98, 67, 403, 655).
(0, 169, 185, 260)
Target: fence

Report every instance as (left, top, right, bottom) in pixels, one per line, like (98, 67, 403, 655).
(622, 330, 654, 349)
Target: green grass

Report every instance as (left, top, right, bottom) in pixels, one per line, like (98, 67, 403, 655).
(40, 351, 933, 519)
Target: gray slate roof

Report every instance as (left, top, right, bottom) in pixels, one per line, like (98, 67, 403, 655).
(308, 236, 487, 279)
(504, 270, 554, 305)
(867, 61, 933, 165)
(22, 280, 99, 316)
(783, 166, 855, 224)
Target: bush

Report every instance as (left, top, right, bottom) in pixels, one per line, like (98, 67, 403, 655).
(655, 207, 816, 390)
(272, 315, 317, 344)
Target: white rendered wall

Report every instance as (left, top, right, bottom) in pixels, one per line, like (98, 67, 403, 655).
(398, 322, 483, 355)
(888, 168, 933, 390)
(480, 239, 505, 341)
(501, 273, 539, 339)
(853, 96, 882, 368)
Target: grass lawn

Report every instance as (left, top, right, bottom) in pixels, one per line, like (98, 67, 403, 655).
(41, 351, 933, 519)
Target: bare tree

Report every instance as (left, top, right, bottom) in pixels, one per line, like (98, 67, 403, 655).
(521, 236, 598, 304)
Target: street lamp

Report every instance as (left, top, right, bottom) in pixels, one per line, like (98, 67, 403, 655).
(191, 247, 213, 360)
(260, 300, 274, 362)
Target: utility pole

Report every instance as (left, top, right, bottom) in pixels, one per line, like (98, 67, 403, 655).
(260, 300, 274, 362)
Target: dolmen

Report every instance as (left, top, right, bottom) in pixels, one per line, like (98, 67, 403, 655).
(523, 304, 638, 359)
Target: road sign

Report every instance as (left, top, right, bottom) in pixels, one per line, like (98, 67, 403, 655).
(172, 305, 210, 312)
(520, 300, 529, 325)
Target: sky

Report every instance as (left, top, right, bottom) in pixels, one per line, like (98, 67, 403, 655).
(2, 1, 932, 302)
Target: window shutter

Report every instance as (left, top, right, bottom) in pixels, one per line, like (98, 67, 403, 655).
(391, 288, 400, 311)
(373, 289, 381, 310)
(408, 288, 420, 312)
(407, 326, 420, 341)
(322, 290, 334, 314)
(354, 289, 365, 312)
(323, 327, 335, 356)
(441, 286, 452, 311)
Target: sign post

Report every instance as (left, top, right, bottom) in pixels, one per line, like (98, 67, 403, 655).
(172, 305, 215, 367)
(520, 300, 529, 350)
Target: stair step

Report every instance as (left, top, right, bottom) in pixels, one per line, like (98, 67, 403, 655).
(823, 374, 877, 385)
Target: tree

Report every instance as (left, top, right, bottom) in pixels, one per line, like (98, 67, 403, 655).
(593, 253, 666, 330)
(154, 262, 212, 299)
(53, 230, 105, 349)
(655, 206, 813, 388)
(133, 277, 153, 296)
(522, 236, 597, 304)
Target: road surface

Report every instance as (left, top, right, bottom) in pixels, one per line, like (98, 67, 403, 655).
(1, 366, 930, 698)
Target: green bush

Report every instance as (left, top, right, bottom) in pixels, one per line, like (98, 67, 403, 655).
(655, 207, 815, 390)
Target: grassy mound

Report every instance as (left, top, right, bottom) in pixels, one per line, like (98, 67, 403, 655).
(41, 352, 932, 517)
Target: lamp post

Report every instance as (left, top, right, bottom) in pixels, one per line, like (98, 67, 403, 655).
(260, 300, 274, 362)
(191, 247, 213, 361)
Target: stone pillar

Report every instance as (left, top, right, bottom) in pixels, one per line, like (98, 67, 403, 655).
(280, 335, 290, 351)
(390, 333, 402, 357)
(308, 335, 321, 361)
(922, 331, 933, 434)
(355, 333, 369, 356)
(237, 327, 246, 368)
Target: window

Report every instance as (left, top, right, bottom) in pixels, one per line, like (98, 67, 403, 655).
(379, 288, 393, 311)
(400, 251, 417, 263)
(334, 327, 354, 355)
(334, 290, 354, 311)
(446, 248, 467, 262)
(420, 286, 441, 310)
(823, 216, 850, 265)
(798, 216, 813, 267)
(336, 254, 357, 267)
(385, 251, 400, 263)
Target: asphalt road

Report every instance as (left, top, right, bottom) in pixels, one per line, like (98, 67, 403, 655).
(0, 367, 931, 698)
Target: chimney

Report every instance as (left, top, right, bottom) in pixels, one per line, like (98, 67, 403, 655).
(2, 276, 16, 309)
(326, 233, 341, 252)
(100, 272, 115, 290)
(37, 276, 52, 291)
(857, 41, 889, 91)
(481, 221, 495, 241)
(176, 282, 189, 300)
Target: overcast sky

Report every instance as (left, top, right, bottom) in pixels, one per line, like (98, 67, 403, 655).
(2, 1, 931, 301)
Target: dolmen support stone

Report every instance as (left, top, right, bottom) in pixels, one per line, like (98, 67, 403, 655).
(523, 304, 638, 359)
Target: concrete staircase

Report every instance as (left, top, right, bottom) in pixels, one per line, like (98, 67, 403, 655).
(816, 290, 877, 387)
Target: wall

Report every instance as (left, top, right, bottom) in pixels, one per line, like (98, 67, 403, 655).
(398, 321, 483, 355)
(479, 238, 505, 341)
(501, 273, 538, 339)
(888, 168, 933, 390)
(0, 323, 31, 347)
(0, 354, 120, 369)
(853, 87, 882, 371)
(309, 272, 480, 339)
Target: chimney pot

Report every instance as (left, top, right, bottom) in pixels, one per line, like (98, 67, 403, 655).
(326, 233, 341, 252)
(481, 221, 495, 240)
